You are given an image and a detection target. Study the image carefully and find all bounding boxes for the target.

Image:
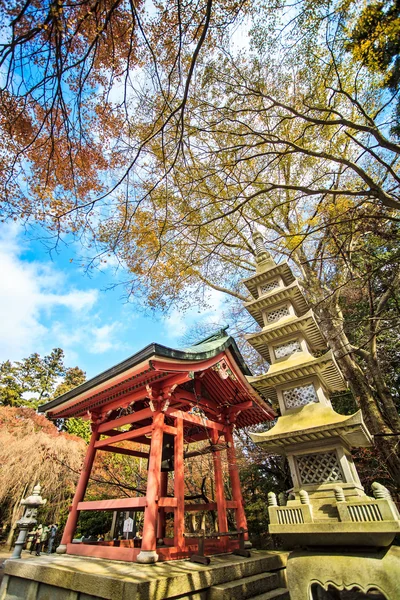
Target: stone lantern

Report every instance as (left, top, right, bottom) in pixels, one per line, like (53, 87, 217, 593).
(11, 484, 47, 559)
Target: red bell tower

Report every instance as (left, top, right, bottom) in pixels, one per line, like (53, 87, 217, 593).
(40, 330, 274, 563)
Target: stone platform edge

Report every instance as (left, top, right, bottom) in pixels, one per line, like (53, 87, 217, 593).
(0, 550, 288, 600)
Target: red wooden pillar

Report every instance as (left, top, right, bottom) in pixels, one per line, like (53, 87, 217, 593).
(174, 416, 185, 551)
(58, 423, 99, 553)
(137, 410, 164, 563)
(225, 426, 249, 542)
(211, 429, 228, 550)
(157, 471, 169, 542)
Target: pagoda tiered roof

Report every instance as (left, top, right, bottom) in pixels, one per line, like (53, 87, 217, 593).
(250, 403, 373, 453)
(242, 260, 295, 299)
(245, 310, 327, 362)
(247, 350, 346, 403)
(244, 281, 309, 327)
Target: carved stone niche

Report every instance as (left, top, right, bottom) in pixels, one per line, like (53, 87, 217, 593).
(310, 583, 387, 599)
(286, 546, 399, 600)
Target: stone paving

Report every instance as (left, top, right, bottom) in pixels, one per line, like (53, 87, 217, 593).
(0, 547, 36, 585)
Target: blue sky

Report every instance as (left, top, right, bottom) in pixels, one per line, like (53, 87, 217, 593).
(0, 223, 226, 379)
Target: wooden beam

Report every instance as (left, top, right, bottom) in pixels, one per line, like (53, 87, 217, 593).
(158, 497, 178, 508)
(211, 429, 228, 550)
(160, 372, 193, 389)
(174, 416, 184, 551)
(97, 445, 149, 459)
(98, 407, 154, 433)
(141, 411, 165, 552)
(225, 427, 248, 539)
(184, 503, 217, 511)
(60, 424, 99, 546)
(77, 497, 147, 511)
(94, 425, 153, 449)
(166, 408, 226, 432)
(164, 424, 177, 436)
(174, 390, 220, 415)
(157, 474, 169, 540)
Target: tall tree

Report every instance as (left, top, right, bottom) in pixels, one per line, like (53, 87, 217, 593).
(345, 0, 400, 134)
(88, 0, 400, 487)
(0, 0, 248, 231)
(0, 349, 85, 407)
(54, 366, 86, 398)
(1, 0, 399, 488)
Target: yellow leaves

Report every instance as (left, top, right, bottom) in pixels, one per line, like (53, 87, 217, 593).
(326, 196, 355, 218)
(284, 234, 305, 251)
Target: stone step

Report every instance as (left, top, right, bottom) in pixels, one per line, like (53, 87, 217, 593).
(250, 588, 290, 600)
(198, 551, 287, 591)
(208, 571, 280, 600)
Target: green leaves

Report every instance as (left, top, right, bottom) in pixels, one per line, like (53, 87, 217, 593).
(0, 349, 86, 408)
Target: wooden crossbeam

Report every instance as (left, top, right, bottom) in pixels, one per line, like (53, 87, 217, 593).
(184, 503, 217, 511)
(183, 500, 237, 511)
(97, 445, 149, 459)
(98, 407, 153, 433)
(77, 497, 147, 511)
(94, 425, 153, 448)
(158, 497, 178, 508)
(174, 390, 220, 416)
(164, 424, 178, 436)
(166, 408, 226, 432)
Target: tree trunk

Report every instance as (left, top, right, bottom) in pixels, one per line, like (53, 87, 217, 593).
(315, 303, 400, 489)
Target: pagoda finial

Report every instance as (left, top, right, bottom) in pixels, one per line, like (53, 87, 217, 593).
(252, 231, 274, 271)
(253, 231, 271, 262)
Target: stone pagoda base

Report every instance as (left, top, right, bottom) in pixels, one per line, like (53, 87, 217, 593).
(286, 545, 400, 600)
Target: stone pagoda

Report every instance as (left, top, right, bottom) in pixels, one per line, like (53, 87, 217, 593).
(243, 232, 400, 549)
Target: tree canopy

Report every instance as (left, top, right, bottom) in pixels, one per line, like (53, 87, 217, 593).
(0, 0, 248, 231)
(0, 348, 86, 407)
(1, 0, 399, 490)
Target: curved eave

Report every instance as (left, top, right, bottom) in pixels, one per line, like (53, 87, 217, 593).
(38, 336, 275, 426)
(243, 282, 309, 327)
(39, 336, 251, 412)
(245, 311, 326, 362)
(242, 261, 295, 299)
(247, 350, 346, 397)
(250, 408, 373, 453)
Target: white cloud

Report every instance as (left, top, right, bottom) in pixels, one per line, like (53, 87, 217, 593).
(0, 224, 100, 362)
(164, 309, 189, 338)
(163, 288, 226, 341)
(39, 290, 98, 311)
(91, 323, 121, 354)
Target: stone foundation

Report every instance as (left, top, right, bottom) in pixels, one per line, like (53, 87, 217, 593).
(0, 550, 288, 600)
